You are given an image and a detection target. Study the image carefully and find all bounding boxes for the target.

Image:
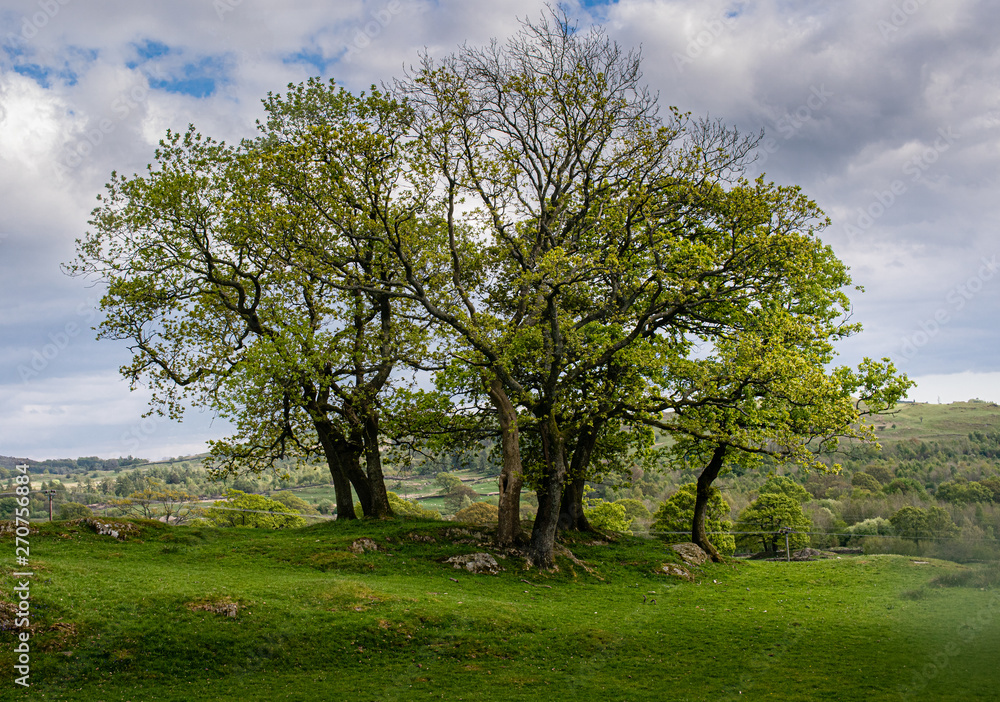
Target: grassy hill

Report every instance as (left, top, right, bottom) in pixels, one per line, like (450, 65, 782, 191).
(2, 517, 998, 700)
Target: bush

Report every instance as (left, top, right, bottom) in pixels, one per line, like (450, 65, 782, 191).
(652, 483, 735, 555)
(454, 501, 499, 525)
(387, 492, 441, 520)
(585, 500, 633, 534)
(58, 502, 94, 520)
(271, 491, 319, 515)
(204, 490, 306, 529)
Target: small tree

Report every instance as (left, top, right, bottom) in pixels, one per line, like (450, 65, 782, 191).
(851, 472, 883, 494)
(203, 490, 306, 529)
(736, 493, 811, 554)
(57, 502, 94, 520)
(653, 483, 735, 556)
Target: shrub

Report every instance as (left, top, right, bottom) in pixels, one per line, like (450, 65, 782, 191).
(652, 483, 735, 555)
(585, 500, 633, 534)
(387, 492, 440, 520)
(203, 490, 306, 529)
(58, 502, 94, 520)
(271, 491, 320, 515)
(454, 501, 499, 525)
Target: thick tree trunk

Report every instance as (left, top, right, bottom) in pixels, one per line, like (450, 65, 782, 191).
(314, 420, 358, 520)
(529, 417, 568, 569)
(340, 442, 375, 517)
(693, 445, 727, 563)
(487, 377, 524, 546)
(558, 422, 602, 531)
(361, 412, 393, 518)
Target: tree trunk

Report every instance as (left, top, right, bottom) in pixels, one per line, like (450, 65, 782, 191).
(558, 421, 602, 531)
(487, 377, 524, 546)
(528, 417, 568, 569)
(314, 420, 357, 520)
(361, 411, 393, 518)
(340, 441, 374, 517)
(693, 445, 727, 563)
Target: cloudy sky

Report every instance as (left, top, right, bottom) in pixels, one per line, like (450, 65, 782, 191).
(2, 0, 999, 461)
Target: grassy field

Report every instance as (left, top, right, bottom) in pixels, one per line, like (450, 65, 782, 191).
(2, 517, 999, 701)
(871, 400, 1000, 445)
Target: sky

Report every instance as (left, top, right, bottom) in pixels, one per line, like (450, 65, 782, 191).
(2, 0, 999, 461)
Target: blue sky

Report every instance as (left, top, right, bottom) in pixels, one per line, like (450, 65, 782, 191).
(3, 0, 1000, 460)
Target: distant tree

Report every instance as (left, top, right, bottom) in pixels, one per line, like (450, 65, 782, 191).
(57, 502, 94, 520)
(584, 494, 633, 535)
(203, 490, 306, 529)
(271, 491, 320, 515)
(883, 477, 927, 498)
(890, 505, 959, 542)
(652, 483, 735, 556)
(760, 475, 812, 503)
(851, 472, 883, 494)
(936, 479, 994, 505)
(615, 498, 652, 523)
(865, 464, 894, 485)
(735, 493, 812, 554)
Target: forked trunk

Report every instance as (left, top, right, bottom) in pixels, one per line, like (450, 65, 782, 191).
(528, 417, 568, 569)
(488, 377, 524, 546)
(693, 445, 727, 563)
(558, 422, 601, 531)
(361, 412, 393, 518)
(314, 420, 358, 520)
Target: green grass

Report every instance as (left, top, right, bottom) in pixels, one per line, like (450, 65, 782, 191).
(2, 518, 998, 700)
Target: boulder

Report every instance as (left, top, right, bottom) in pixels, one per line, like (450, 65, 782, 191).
(349, 538, 379, 554)
(671, 542, 710, 566)
(660, 563, 694, 581)
(446, 552, 501, 575)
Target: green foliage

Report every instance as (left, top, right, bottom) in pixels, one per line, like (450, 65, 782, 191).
(851, 472, 883, 493)
(652, 483, 735, 555)
(735, 493, 812, 554)
(386, 492, 440, 520)
(935, 478, 995, 504)
(435, 472, 463, 493)
(271, 491, 320, 515)
(889, 505, 959, 541)
(883, 477, 927, 498)
(453, 501, 499, 526)
(584, 500, 633, 535)
(614, 498, 652, 523)
(759, 475, 812, 503)
(203, 489, 306, 529)
(57, 502, 94, 520)
(865, 464, 894, 485)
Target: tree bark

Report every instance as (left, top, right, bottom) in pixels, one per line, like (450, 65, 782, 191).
(488, 377, 524, 546)
(693, 444, 727, 563)
(361, 411, 393, 518)
(528, 416, 568, 569)
(314, 420, 357, 520)
(558, 422, 602, 531)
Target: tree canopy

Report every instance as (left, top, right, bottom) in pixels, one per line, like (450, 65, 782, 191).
(67, 8, 910, 569)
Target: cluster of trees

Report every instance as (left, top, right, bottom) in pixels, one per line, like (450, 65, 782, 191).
(67, 11, 908, 567)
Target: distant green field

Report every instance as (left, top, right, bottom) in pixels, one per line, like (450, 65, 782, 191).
(874, 400, 1000, 444)
(2, 518, 998, 701)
